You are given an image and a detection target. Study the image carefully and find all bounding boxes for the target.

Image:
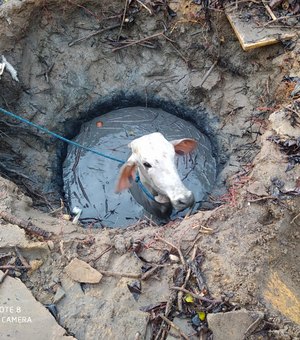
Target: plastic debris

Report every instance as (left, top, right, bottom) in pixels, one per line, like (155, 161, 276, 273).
(198, 311, 206, 321)
(1, 55, 19, 82)
(184, 294, 194, 303)
(72, 206, 82, 224)
(0, 62, 5, 76)
(127, 280, 142, 301)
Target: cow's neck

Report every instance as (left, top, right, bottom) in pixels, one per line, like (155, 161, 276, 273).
(137, 168, 170, 204)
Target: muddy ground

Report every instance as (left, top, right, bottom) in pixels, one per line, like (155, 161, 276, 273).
(0, 0, 299, 339)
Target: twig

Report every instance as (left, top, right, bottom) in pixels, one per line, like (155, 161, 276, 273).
(0, 211, 52, 239)
(136, 0, 152, 15)
(49, 199, 64, 215)
(99, 270, 141, 279)
(141, 264, 169, 280)
(198, 59, 218, 88)
(69, 24, 121, 47)
(171, 287, 222, 304)
(244, 314, 264, 338)
(0, 265, 30, 270)
(264, 13, 300, 27)
(178, 245, 198, 311)
(159, 315, 189, 340)
(248, 196, 277, 202)
(154, 236, 186, 266)
(14, 247, 31, 269)
(92, 246, 113, 263)
(67, 0, 100, 20)
(291, 212, 300, 225)
(187, 230, 205, 256)
(112, 32, 164, 52)
(285, 106, 300, 118)
(117, 0, 129, 41)
(178, 267, 191, 312)
(263, 2, 277, 21)
(167, 41, 189, 64)
(36, 62, 55, 82)
(0, 269, 9, 283)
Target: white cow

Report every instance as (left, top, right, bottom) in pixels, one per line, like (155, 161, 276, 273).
(116, 132, 197, 217)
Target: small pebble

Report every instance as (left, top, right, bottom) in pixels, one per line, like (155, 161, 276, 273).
(47, 240, 54, 250)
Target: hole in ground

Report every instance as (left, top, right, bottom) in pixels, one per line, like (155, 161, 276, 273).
(63, 106, 217, 228)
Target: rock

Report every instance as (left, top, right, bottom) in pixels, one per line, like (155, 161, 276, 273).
(64, 258, 103, 284)
(0, 274, 75, 339)
(207, 309, 264, 340)
(53, 286, 66, 304)
(166, 317, 198, 339)
(58, 276, 149, 339)
(269, 110, 300, 139)
(169, 254, 180, 262)
(47, 240, 55, 250)
(0, 223, 49, 259)
(247, 181, 268, 197)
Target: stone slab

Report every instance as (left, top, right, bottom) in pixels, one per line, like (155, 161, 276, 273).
(0, 272, 75, 339)
(207, 309, 264, 340)
(64, 258, 103, 284)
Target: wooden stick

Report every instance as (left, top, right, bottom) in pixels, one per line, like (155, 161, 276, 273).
(136, 0, 152, 15)
(198, 60, 218, 88)
(69, 24, 121, 47)
(0, 265, 30, 270)
(291, 212, 300, 225)
(112, 32, 164, 52)
(141, 264, 169, 280)
(159, 315, 189, 340)
(0, 211, 52, 239)
(171, 286, 222, 304)
(263, 2, 277, 21)
(92, 246, 113, 263)
(117, 0, 129, 41)
(14, 247, 31, 269)
(264, 13, 300, 27)
(248, 196, 276, 202)
(178, 245, 198, 311)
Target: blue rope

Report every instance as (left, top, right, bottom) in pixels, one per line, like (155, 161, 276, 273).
(0, 107, 124, 164)
(0, 107, 156, 201)
(135, 173, 156, 201)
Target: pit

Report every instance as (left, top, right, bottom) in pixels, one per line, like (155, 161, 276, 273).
(0, 0, 299, 339)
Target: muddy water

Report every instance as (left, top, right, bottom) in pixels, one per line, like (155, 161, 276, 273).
(63, 107, 216, 227)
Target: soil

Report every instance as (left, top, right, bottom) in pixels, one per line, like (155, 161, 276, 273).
(0, 0, 299, 339)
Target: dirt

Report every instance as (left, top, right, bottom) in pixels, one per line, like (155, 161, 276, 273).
(0, 0, 299, 339)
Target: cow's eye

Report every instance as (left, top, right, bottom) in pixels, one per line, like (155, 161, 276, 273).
(143, 162, 152, 169)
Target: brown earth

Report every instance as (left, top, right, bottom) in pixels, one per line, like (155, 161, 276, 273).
(0, 0, 299, 339)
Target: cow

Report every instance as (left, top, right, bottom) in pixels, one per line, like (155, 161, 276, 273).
(116, 132, 197, 219)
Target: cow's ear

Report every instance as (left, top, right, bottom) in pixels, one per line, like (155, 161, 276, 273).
(116, 156, 137, 192)
(170, 138, 197, 155)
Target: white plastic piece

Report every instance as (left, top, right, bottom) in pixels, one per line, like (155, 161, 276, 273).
(2, 55, 19, 82)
